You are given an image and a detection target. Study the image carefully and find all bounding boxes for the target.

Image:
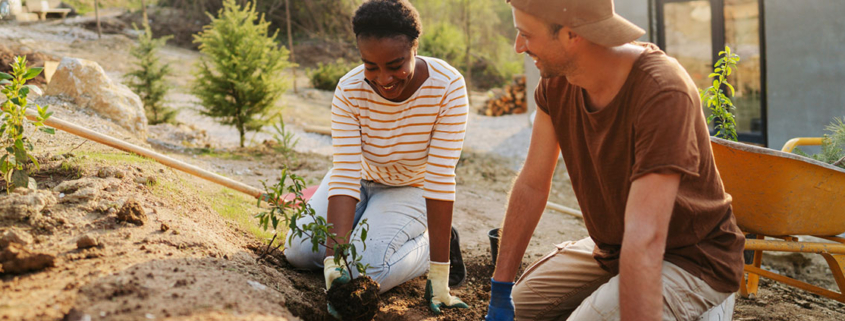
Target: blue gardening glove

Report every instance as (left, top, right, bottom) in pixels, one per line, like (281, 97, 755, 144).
(425, 261, 470, 314)
(324, 257, 350, 320)
(485, 278, 515, 321)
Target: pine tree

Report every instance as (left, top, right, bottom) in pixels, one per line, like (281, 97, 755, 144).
(191, 0, 293, 147)
(124, 21, 177, 125)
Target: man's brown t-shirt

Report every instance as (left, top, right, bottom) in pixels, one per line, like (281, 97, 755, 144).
(535, 44, 745, 292)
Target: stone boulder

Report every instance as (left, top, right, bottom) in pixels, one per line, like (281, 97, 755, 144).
(45, 57, 147, 137)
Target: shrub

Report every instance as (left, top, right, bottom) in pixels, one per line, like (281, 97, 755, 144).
(270, 114, 298, 166)
(0, 56, 54, 191)
(794, 117, 845, 169)
(700, 46, 740, 141)
(308, 59, 355, 91)
(124, 21, 177, 125)
(419, 22, 466, 69)
(192, 0, 293, 147)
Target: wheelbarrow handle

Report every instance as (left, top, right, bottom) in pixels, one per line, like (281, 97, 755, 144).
(781, 137, 823, 153)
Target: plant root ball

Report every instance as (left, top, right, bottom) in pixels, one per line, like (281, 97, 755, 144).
(326, 276, 380, 321)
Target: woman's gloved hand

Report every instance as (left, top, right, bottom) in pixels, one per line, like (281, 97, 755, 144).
(324, 256, 350, 320)
(485, 278, 515, 321)
(425, 261, 469, 314)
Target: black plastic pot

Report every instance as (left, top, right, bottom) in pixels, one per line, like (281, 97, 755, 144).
(488, 228, 501, 266)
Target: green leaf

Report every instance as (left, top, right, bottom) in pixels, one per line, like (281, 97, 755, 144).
(24, 85, 43, 96)
(0, 72, 12, 80)
(11, 169, 28, 189)
(23, 67, 43, 80)
(37, 126, 53, 135)
(27, 154, 40, 170)
(726, 83, 736, 97)
(18, 86, 30, 97)
(0, 80, 10, 86)
(0, 155, 8, 173)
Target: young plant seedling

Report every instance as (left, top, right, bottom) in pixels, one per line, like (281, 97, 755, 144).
(257, 169, 379, 320)
(0, 56, 54, 192)
(700, 45, 741, 141)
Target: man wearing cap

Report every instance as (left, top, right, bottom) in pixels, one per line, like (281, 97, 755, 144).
(485, 0, 745, 320)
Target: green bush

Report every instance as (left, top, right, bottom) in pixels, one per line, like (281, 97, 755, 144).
(192, 0, 293, 147)
(419, 22, 466, 69)
(308, 59, 355, 91)
(124, 21, 177, 125)
(794, 117, 845, 169)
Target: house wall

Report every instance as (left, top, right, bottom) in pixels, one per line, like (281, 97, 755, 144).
(765, 0, 845, 149)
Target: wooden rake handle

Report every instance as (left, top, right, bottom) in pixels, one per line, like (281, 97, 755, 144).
(25, 108, 266, 199)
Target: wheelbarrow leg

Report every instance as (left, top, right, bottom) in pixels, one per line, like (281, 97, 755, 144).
(741, 234, 765, 299)
(820, 254, 845, 302)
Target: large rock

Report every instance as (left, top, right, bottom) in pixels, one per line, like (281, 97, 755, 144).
(45, 57, 147, 137)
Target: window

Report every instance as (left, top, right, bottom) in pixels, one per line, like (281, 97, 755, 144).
(656, 0, 767, 145)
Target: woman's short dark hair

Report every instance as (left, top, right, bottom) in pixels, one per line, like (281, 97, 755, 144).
(352, 0, 422, 43)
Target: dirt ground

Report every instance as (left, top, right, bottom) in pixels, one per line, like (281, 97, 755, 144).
(2, 17, 845, 321)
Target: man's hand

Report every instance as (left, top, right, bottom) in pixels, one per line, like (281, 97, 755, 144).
(485, 279, 515, 320)
(324, 257, 350, 320)
(426, 261, 469, 314)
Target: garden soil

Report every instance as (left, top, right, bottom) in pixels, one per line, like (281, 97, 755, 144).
(2, 18, 845, 321)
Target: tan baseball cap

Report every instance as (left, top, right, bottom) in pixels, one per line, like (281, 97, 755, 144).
(509, 0, 646, 47)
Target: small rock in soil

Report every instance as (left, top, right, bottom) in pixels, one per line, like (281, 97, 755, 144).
(60, 187, 99, 203)
(134, 176, 157, 186)
(116, 199, 147, 226)
(0, 243, 56, 275)
(160, 223, 170, 232)
(97, 167, 125, 179)
(76, 234, 99, 249)
(0, 189, 57, 221)
(1, 227, 34, 249)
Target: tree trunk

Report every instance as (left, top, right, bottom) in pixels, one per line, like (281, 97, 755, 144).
(238, 121, 245, 147)
(95, 0, 101, 39)
(464, 0, 472, 105)
(285, 0, 296, 93)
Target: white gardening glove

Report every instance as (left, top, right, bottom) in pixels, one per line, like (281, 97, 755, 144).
(324, 256, 350, 320)
(425, 261, 469, 314)
(323, 256, 350, 290)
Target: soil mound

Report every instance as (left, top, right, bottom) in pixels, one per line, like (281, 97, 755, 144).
(327, 276, 380, 321)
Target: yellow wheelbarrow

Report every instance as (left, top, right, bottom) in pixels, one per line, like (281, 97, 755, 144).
(710, 137, 845, 303)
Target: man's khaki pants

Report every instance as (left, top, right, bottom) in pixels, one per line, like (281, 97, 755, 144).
(513, 238, 732, 320)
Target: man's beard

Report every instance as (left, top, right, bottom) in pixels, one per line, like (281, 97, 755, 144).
(530, 51, 574, 79)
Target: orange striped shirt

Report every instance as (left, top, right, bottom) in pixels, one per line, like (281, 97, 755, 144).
(329, 56, 468, 201)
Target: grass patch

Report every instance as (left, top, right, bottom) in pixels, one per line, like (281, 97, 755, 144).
(75, 150, 156, 167)
(63, 0, 152, 15)
(147, 168, 274, 242)
(195, 148, 247, 161)
(208, 187, 274, 241)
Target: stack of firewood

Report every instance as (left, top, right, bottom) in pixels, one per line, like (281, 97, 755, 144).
(480, 75, 527, 116)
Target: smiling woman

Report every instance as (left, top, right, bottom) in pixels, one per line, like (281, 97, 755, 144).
(282, 0, 471, 318)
